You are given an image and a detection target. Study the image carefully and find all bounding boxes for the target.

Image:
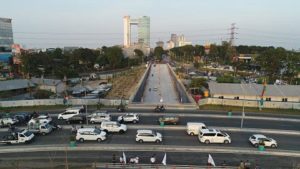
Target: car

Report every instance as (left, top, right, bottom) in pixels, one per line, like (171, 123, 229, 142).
(58, 107, 84, 120)
(65, 114, 86, 124)
(117, 113, 139, 124)
(76, 128, 106, 143)
(136, 130, 162, 143)
(198, 128, 231, 144)
(158, 115, 179, 125)
(100, 121, 127, 133)
(249, 134, 277, 148)
(186, 122, 207, 136)
(28, 115, 52, 125)
(0, 117, 18, 127)
(88, 110, 108, 118)
(89, 113, 111, 124)
(13, 112, 31, 123)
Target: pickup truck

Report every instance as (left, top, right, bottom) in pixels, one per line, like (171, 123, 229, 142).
(28, 123, 53, 135)
(0, 117, 18, 127)
(0, 129, 35, 145)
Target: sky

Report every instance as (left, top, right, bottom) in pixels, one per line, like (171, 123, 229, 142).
(1, 0, 300, 49)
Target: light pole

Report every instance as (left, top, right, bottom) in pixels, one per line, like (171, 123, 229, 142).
(85, 90, 88, 125)
(240, 84, 246, 128)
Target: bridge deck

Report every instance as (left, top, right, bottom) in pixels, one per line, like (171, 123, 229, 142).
(143, 64, 179, 104)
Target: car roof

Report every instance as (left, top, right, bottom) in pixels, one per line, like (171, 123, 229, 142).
(187, 122, 205, 126)
(125, 113, 137, 116)
(252, 134, 266, 138)
(137, 129, 153, 134)
(77, 128, 97, 132)
(200, 128, 220, 133)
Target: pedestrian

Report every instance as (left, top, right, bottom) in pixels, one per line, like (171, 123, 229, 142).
(135, 156, 139, 164)
(119, 156, 124, 164)
(150, 154, 156, 164)
(239, 160, 245, 169)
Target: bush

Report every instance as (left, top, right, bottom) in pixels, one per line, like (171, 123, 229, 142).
(33, 89, 54, 99)
(216, 75, 240, 83)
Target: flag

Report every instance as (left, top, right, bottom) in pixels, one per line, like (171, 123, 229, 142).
(123, 152, 126, 164)
(162, 153, 167, 166)
(208, 154, 216, 167)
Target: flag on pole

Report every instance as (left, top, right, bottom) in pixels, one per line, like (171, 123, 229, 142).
(123, 152, 126, 164)
(162, 153, 167, 166)
(208, 154, 216, 167)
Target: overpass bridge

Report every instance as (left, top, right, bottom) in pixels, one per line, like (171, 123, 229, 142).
(130, 64, 197, 110)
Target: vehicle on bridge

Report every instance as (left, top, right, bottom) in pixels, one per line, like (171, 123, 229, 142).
(89, 112, 111, 124)
(198, 129, 231, 144)
(158, 115, 179, 125)
(0, 129, 34, 145)
(66, 114, 86, 124)
(76, 128, 107, 143)
(28, 123, 53, 135)
(136, 130, 162, 143)
(100, 121, 127, 134)
(154, 105, 165, 112)
(249, 134, 278, 148)
(28, 114, 52, 126)
(117, 113, 139, 124)
(186, 122, 207, 136)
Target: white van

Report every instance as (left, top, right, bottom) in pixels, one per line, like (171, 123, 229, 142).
(186, 122, 207, 136)
(198, 128, 231, 144)
(100, 121, 127, 133)
(58, 108, 84, 120)
(76, 128, 107, 143)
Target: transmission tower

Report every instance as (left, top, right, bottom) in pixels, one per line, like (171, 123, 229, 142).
(229, 23, 237, 46)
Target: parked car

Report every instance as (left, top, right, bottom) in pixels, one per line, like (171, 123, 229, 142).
(136, 130, 162, 143)
(198, 129, 231, 144)
(158, 115, 179, 125)
(186, 122, 207, 136)
(117, 113, 139, 124)
(89, 113, 111, 124)
(100, 121, 127, 133)
(65, 114, 86, 124)
(249, 134, 277, 148)
(76, 128, 107, 143)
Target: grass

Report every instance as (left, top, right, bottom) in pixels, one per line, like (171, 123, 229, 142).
(199, 104, 300, 115)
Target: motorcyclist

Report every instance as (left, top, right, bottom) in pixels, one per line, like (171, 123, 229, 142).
(160, 105, 164, 110)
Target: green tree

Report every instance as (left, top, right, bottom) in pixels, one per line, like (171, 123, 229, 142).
(154, 46, 164, 61)
(134, 49, 144, 64)
(105, 46, 124, 69)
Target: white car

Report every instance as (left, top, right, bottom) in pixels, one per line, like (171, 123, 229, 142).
(76, 128, 107, 143)
(136, 130, 162, 143)
(198, 128, 231, 144)
(28, 115, 52, 125)
(249, 134, 277, 148)
(0, 117, 18, 126)
(186, 122, 207, 136)
(58, 108, 83, 120)
(87, 110, 108, 118)
(90, 113, 111, 124)
(117, 113, 139, 124)
(100, 121, 127, 133)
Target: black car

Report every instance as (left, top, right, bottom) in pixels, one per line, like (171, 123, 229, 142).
(65, 114, 86, 124)
(13, 112, 31, 123)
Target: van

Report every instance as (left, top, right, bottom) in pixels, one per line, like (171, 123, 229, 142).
(76, 128, 106, 143)
(198, 128, 231, 144)
(58, 107, 84, 120)
(100, 121, 127, 133)
(186, 122, 207, 136)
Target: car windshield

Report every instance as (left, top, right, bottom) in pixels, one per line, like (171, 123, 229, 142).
(23, 131, 33, 137)
(94, 129, 101, 134)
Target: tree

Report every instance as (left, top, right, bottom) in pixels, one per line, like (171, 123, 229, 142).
(154, 47, 164, 61)
(134, 49, 144, 64)
(105, 46, 124, 69)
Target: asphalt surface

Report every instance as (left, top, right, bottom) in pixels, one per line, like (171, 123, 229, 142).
(143, 64, 178, 104)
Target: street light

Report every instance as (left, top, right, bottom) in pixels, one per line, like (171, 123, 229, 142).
(240, 84, 246, 128)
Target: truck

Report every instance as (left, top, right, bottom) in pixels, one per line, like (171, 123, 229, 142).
(28, 123, 53, 135)
(0, 129, 35, 145)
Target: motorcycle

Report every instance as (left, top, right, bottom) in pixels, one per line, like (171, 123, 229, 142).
(154, 106, 165, 112)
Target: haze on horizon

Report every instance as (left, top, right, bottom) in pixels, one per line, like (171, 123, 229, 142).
(1, 0, 300, 50)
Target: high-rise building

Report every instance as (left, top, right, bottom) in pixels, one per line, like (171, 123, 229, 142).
(123, 16, 150, 48)
(0, 17, 14, 48)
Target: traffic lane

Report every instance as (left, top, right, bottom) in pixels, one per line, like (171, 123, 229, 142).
(1, 129, 299, 151)
(1, 151, 299, 168)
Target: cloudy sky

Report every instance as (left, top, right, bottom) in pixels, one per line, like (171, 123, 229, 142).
(1, 0, 300, 49)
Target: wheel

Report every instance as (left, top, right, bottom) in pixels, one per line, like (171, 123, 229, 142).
(59, 117, 63, 120)
(224, 140, 229, 144)
(271, 144, 277, 148)
(138, 139, 143, 143)
(190, 132, 194, 136)
(155, 139, 161, 143)
(205, 140, 210, 144)
(97, 138, 102, 142)
(42, 132, 46, 136)
(119, 130, 125, 134)
(79, 138, 84, 143)
(132, 120, 137, 124)
(79, 121, 83, 124)
(254, 143, 259, 148)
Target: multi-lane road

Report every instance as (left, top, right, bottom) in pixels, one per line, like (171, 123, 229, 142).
(0, 109, 300, 168)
